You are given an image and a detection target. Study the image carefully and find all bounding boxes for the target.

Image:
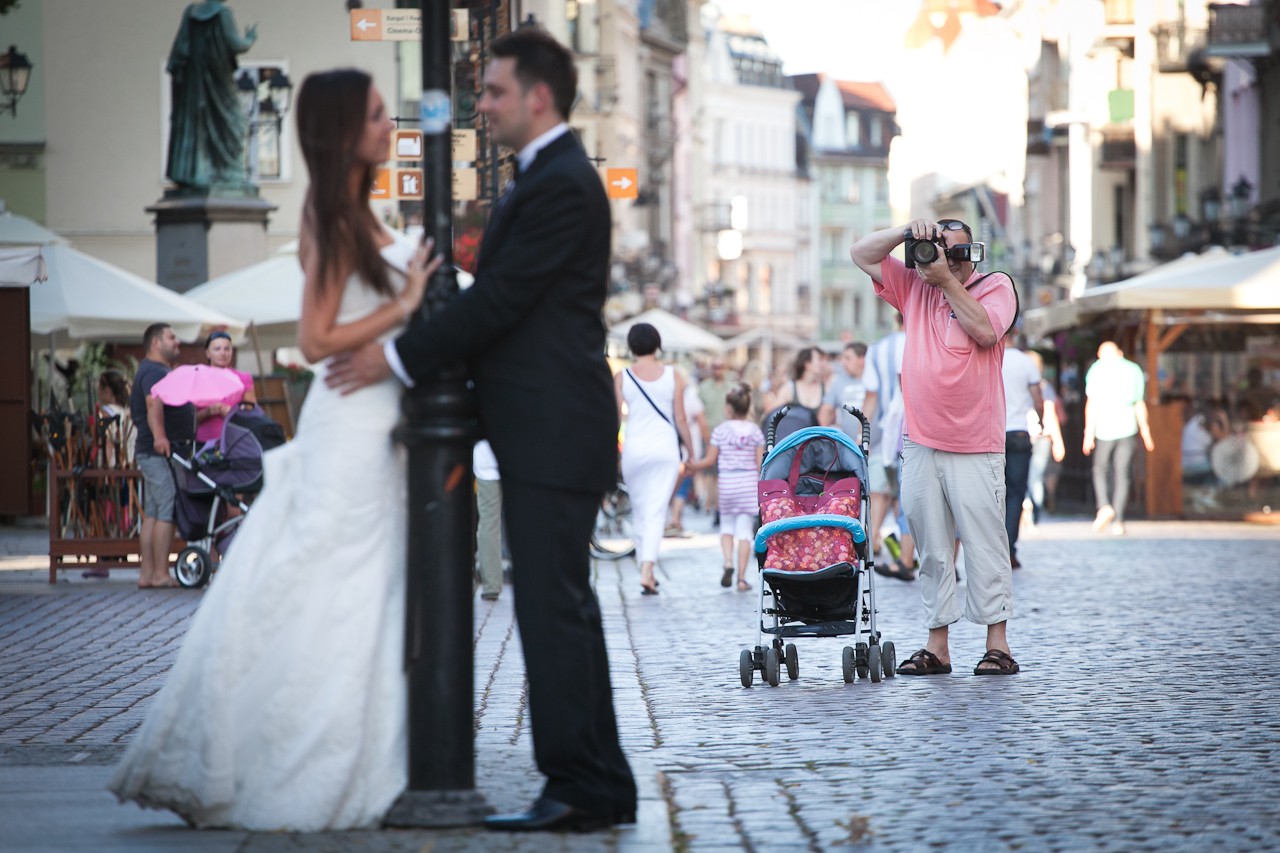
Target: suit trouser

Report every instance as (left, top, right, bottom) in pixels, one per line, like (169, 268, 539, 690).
(502, 480, 637, 814)
(1092, 435, 1137, 522)
(899, 440, 1013, 628)
(475, 478, 504, 596)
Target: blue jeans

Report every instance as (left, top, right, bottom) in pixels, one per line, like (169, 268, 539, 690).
(1004, 431, 1033, 559)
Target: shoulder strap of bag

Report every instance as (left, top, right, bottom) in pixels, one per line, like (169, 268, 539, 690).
(625, 369, 677, 431)
(968, 271, 1020, 337)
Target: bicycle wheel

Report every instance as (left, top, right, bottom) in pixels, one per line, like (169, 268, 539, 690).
(590, 486, 636, 560)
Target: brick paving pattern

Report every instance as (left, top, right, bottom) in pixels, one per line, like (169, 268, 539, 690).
(2, 516, 1279, 850)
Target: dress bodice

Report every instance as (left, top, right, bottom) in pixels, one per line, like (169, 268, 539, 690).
(335, 230, 416, 341)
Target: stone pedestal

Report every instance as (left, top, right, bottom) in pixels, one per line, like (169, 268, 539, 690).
(148, 193, 276, 293)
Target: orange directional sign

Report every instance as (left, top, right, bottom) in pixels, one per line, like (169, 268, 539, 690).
(393, 130, 423, 161)
(606, 168, 638, 200)
(370, 168, 392, 201)
(396, 169, 424, 200)
(351, 9, 468, 41)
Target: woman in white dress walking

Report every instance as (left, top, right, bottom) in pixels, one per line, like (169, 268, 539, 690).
(108, 69, 441, 831)
(614, 323, 693, 594)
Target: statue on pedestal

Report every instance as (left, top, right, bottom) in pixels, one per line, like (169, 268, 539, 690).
(165, 0, 257, 194)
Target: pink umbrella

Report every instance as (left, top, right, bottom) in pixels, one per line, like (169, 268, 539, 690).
(150, 364, 246, 408)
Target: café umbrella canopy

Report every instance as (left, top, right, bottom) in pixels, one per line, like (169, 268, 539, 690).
(149, 364, 247, 408)
(29, 244, 246, 342)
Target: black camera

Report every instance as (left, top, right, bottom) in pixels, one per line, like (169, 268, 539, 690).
(903, 228, 986, 268)
(904, 229, 944, 268)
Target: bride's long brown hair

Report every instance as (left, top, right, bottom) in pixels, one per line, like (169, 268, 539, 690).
(294, 69, 393, 298)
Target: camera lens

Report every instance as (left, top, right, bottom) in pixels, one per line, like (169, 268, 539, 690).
(909, 240, 940, 265)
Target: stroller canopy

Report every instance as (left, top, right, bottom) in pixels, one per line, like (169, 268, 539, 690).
(761, 427, 868, 495)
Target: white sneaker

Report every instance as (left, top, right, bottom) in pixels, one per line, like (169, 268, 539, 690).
(1092, 505, 1116, 531)
(1111, 522, 1126, 536)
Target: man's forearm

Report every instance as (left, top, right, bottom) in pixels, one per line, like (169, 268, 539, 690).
(849, 226, 907, 279)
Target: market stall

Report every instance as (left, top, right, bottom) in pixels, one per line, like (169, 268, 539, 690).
(1024, 245, 1280, 520)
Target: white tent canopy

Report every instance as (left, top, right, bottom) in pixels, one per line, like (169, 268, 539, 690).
(184, 242, 303, 351)
(25, 243, 246, 343)
(1025, 245, 1280, 338)
(0, 207, 68, 247)
(185, 235, 475, 353)
(607, 307, 726, 354)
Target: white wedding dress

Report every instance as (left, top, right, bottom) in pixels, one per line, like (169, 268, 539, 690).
(109, 235, 417, 831)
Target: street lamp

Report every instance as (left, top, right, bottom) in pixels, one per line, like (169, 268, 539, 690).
(0, 45, 33, 117)
(1230, 176, 1253, 247)
(236, 68, 294, 180)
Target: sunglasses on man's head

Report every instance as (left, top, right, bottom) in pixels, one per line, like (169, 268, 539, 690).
(207, 331, 232, 343)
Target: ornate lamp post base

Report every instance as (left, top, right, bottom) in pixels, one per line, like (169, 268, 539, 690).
(384, 789, 494, 828)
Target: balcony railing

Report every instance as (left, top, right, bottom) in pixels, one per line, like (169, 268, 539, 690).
(1155, 20, 1208, 73)
(1206, 3, 1271, 58)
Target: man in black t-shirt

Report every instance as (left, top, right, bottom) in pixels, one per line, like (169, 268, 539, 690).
(130, 323, 192, 588)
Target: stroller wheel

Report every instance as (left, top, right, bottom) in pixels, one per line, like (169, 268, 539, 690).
(842, 646, 856, 684)
(175, 546, 212, 589)
(868, 645, 883, 683)
(855, 642, 870, 680)
(739, 649, 755, 688)
(785, 643, 799, 681)
(764, 647, 781, 687)
(881, 641, 896, 678)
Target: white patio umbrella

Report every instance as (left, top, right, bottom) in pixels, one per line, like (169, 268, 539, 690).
(30, 243, 246, 343)
(608, 307, 726, 354)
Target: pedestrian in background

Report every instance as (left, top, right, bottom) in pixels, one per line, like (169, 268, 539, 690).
(819, 341, 868, 439)
(689, 382, 764, 591)
(862, 315, 916, 580)
(697, 358, 733, 519)
(616, 322, 693, 595)
(129, 323, 190, 590)
(1025, 350, 1065, 522)
(762, 347, 826, 442)
(1083, 341, 1155, 536)
(194, 330, 257, 444)
(1000, 334, 1042, 568)
(667, 373, 708, 537)
(474, 439, 505, 601)
(851, 217, 1020, 676)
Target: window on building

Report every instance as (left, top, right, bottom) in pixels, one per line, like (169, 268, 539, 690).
(870, 115, 883, 148)
(845, 111, 861, 149)
(566, 0, 599, 53)
(167, 61, 291, 184)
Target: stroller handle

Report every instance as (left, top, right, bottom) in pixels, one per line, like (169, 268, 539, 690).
(842, 405, 871, 454)
(766, 405, 791, 450)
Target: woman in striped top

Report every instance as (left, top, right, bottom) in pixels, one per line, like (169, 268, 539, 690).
(689, 383, 764, 591)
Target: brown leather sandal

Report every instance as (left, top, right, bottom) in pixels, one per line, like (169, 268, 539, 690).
(974, 648, 1020, 675)
(896, 648, 952, 676)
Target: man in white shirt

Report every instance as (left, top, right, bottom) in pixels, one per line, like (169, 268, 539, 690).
(1001, 335, 1043, 568)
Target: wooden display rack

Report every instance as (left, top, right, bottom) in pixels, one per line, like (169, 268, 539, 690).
(46, 465, 145, 583)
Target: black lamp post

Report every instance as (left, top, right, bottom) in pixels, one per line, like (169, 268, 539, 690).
(0, 45, 33, 117)
(383, 0, 487, 827)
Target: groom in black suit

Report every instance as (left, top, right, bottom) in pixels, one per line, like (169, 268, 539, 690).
(326, 28, 636, 832)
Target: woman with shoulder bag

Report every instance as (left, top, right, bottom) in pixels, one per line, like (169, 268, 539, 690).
(615, 323, 694, 595)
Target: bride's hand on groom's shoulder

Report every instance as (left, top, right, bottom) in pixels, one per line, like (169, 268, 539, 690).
(325, 344, 393, 395)
(402, 238, 442, 314)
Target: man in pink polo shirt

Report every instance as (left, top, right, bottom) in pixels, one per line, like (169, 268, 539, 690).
(850, 218, 1020, 676)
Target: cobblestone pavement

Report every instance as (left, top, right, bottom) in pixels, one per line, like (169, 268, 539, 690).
(2, 512, 1280, 851)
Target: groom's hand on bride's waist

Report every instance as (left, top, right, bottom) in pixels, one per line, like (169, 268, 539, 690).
(325, 343, 393, 395)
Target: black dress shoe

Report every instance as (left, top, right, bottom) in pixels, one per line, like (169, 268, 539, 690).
(484, 797, 620, 832)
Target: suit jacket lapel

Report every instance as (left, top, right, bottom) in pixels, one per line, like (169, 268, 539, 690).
(476, 132, 583, 270)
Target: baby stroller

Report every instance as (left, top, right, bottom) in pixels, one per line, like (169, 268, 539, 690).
(169, 408, 271, 588)
(740, 405, 895, 687)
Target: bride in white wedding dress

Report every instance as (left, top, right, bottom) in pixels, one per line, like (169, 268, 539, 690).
(109, 70, 442, 832)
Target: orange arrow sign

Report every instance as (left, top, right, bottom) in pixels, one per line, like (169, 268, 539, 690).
(606, 168, 638, 200)
(351, 9, 382, 40)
